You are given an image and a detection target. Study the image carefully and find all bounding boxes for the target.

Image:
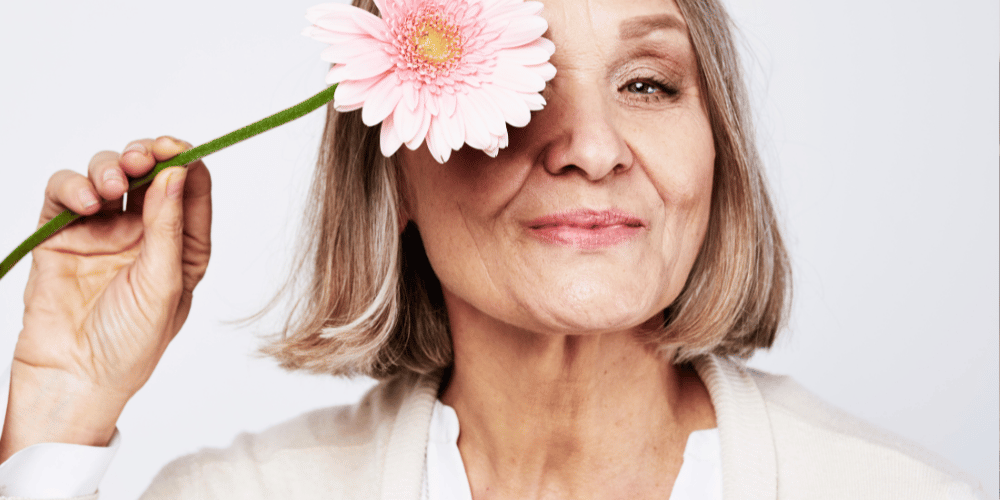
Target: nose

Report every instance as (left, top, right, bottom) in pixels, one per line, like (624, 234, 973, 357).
(534, 80, 634, 181)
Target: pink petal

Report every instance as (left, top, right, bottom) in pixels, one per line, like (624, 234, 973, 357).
(525, 61, 557, 82)
(530, 37, 557, 56)
(483, 85, 530, 127)
(302, 26, 357, 45)
(348, 9, 391, 42)
(305, 3, 361, 26)
(490, 58, 546, 93)
(457, 93, 492, 150)
(440, 111, 466, 151)
(321, 37, 385, 62)
(332, 74, 385, 108)
(362, 78, 404, 126)
(425, 93, 440, 116)
(484, 1, 545, 25)
(403, 84, 419, 112)
(380, 113, 404, 157)
(334, 101, 364, 112)
(492, 16, 548, 49)
(425, 120, 452, 163)
(308, 4, 386, 41)
(497, 43, 554, 67)
(393, 88, 422, 143)
(520, 91, 546, 111)
(439, 92, 458, 118)
(404, 108, 433, 151)
(467, 91, 506, 137)
(324, 55, 395, 83)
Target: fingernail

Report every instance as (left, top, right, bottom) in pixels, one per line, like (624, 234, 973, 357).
(79, 189, 100, 209)
(103, 170, 125, 193)
(123, 143, 146, 155)
(166, 169, 186, 199)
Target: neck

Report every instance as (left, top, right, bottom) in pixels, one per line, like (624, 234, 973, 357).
(439, 295, 716, 500)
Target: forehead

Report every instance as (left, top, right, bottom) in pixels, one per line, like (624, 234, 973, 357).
(537, 0, 687, 40)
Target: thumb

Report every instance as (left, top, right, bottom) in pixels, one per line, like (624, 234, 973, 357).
(135, 167, 187, 295)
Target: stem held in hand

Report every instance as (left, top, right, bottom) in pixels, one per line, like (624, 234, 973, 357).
(0, 84, 337, 281)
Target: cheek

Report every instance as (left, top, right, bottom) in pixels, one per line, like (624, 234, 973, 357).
(642, 117, 716, 301)
(400, 146, 530, 297)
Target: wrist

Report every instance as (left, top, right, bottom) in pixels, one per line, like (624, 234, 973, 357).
(1, 363, 127, 462)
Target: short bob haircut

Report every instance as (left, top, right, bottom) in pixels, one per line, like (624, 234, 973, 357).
(263, 0, 791, 380)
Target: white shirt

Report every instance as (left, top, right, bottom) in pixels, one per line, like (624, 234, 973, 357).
(0, 400, 722, 499)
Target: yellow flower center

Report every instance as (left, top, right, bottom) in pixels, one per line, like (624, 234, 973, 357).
(410, 16, 462, 68)
(415, 26, 451, 63)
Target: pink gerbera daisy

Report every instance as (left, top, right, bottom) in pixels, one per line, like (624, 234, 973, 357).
(304, 0, 556, 163)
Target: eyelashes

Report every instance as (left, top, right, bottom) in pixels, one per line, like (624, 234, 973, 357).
(618, 78, 680, 102)
(537, 68, 685, 106)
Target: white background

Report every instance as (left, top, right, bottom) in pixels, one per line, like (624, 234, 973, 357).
(0, 0, 995, 497)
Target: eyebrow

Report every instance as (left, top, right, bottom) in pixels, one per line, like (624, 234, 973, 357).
(618, 14, 688, 40)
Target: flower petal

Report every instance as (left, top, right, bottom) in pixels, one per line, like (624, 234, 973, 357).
(404, 83, 419, 112)
(491, 17, 547, 49)
(393, 88, 422, 143)
(333, 74, 385, 108)
(457, 93, 492, 150)
(490, 58, 546, 93)
(304, 0, 554, 160)
(439, 91, 458, 118)
(483, 85, 530, 127)
(362, 78, 404, 126)
(405, 108, 433, 151)
(469, 91, 507, 136)
(426, 120, 452, 163)
(325, 55, 395, 83)
(441, 111, 466, 152)
(520, 91, 546, 111)
(321, 39, 386, 63)
(302, 26, 358, 45)
(380, 113, 404, 157)
(484, 1, 545, 26)
(497, 42, 554, 67)
(309, 4, 387, 42)
(525, 61, 556, 83)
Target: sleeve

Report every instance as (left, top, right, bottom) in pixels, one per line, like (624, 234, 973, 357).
(0, 429, 119, 500)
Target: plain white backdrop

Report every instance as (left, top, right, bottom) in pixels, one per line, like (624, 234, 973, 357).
(0, 0, 995, 498)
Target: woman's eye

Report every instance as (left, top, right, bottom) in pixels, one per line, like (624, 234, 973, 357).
(620, 79, 678, 100)
(626, 81, 660, 94)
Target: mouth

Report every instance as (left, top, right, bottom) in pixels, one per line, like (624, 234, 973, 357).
(525, 209, 646, 249)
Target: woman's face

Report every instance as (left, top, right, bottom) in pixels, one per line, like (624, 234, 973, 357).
(400, 0, 714, 335)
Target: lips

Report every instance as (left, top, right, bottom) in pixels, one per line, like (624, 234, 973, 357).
(525, 209, 646, 249)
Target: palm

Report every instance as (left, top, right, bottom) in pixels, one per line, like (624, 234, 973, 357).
(17, 214, 154, 393)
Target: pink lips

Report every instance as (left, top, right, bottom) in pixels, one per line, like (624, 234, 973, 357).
(525, 209, 645, 249)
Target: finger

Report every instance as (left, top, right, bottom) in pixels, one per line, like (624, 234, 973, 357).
(117, 139, 157, 179)
(125, 137, 193, 213)
(151, 136, 193, 163)
(40, 170, 103, 224)
(179, 160, 212, 292)
(132, 167, 188, 308)
(87, 150, 128, 201)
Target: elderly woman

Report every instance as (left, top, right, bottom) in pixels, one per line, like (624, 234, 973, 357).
(0, 0, 983, 498)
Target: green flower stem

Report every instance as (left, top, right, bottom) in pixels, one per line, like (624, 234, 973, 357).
(0, 83, 338, 282)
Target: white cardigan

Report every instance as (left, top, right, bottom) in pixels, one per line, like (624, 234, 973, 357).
(4, 355, 983, 500)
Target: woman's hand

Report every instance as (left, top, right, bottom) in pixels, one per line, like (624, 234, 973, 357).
(0, 137, 212, 462)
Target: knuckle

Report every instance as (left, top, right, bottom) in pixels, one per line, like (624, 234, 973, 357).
(89, 150, 118, 164)
(46, 170, 80, 194)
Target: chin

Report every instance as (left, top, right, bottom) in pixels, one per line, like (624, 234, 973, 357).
(519, 281, 669, 335)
